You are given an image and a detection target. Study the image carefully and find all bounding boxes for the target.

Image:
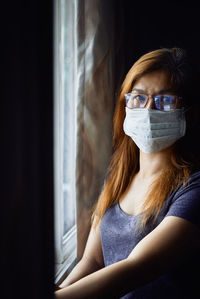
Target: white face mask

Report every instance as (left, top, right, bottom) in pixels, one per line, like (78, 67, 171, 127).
(123, 107, 186, 154)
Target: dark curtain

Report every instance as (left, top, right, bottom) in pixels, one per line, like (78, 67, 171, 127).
(120, 0, 200, 75)
(1, 1, 54, 299)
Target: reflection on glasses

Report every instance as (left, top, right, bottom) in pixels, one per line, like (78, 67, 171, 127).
(125, 93, 182, 111)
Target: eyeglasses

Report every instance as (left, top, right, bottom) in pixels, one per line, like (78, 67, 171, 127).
(125, 93, 182, 111)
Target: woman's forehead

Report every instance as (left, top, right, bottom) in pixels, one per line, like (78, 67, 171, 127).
(132, 70, 174, 94)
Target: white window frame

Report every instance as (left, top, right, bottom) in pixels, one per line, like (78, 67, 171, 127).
(53, 0, 77, 283)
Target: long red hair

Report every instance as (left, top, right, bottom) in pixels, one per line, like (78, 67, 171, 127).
(92, 48, 199, 228)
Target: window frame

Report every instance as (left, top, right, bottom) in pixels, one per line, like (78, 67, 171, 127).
(53, 0, 77, 284)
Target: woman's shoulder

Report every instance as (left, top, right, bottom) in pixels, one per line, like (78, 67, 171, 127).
(186, 169, 200, 184)
(170, 170, 200, 199)
(101, 203, 120, 221)
(166, 170, 200, 227)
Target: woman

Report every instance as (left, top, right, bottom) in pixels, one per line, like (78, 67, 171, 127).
(55, 48, 200, 298)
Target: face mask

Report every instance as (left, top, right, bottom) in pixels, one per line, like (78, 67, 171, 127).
(123, 107, 186, 154)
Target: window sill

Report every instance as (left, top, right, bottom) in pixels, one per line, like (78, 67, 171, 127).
(55, 225, 77, 284)
(55, 252, 77, 285)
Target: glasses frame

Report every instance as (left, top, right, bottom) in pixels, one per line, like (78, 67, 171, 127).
(125, 92, 182, 111)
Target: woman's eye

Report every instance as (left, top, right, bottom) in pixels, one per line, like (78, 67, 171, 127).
(163, 95, 175, 104)
(134, 95, 146, 102)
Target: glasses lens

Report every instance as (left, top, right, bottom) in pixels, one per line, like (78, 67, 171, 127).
(125, 93, 147, 109)
(154, 95, 177, 111)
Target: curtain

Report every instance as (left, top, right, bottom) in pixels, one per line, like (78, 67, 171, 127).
(1, 1, 54, 298)
(75, 0, 118, 259)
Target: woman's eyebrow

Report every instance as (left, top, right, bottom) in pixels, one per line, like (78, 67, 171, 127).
(131, 88, 177, 94)
(158, 88, 177, 94)
(132, 88, 145, 93)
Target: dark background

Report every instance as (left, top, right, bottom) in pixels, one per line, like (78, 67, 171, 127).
(117, 0, 200, 81)
(1, 1, 199, 298)
(1, 1, 54, 299)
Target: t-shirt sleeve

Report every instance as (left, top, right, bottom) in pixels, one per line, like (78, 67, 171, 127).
(166, 185, 200, 228)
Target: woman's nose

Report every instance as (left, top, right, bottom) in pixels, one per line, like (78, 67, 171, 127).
(145, 95, 155, 109)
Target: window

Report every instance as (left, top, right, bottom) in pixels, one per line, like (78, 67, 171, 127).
(54, 0, 77, 283)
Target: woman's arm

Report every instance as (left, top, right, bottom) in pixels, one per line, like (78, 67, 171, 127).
(59, 219, 104, 288)
(55, 216, 200, 298)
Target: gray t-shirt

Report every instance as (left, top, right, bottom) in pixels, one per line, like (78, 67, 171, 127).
(100, 171, 200, 298)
